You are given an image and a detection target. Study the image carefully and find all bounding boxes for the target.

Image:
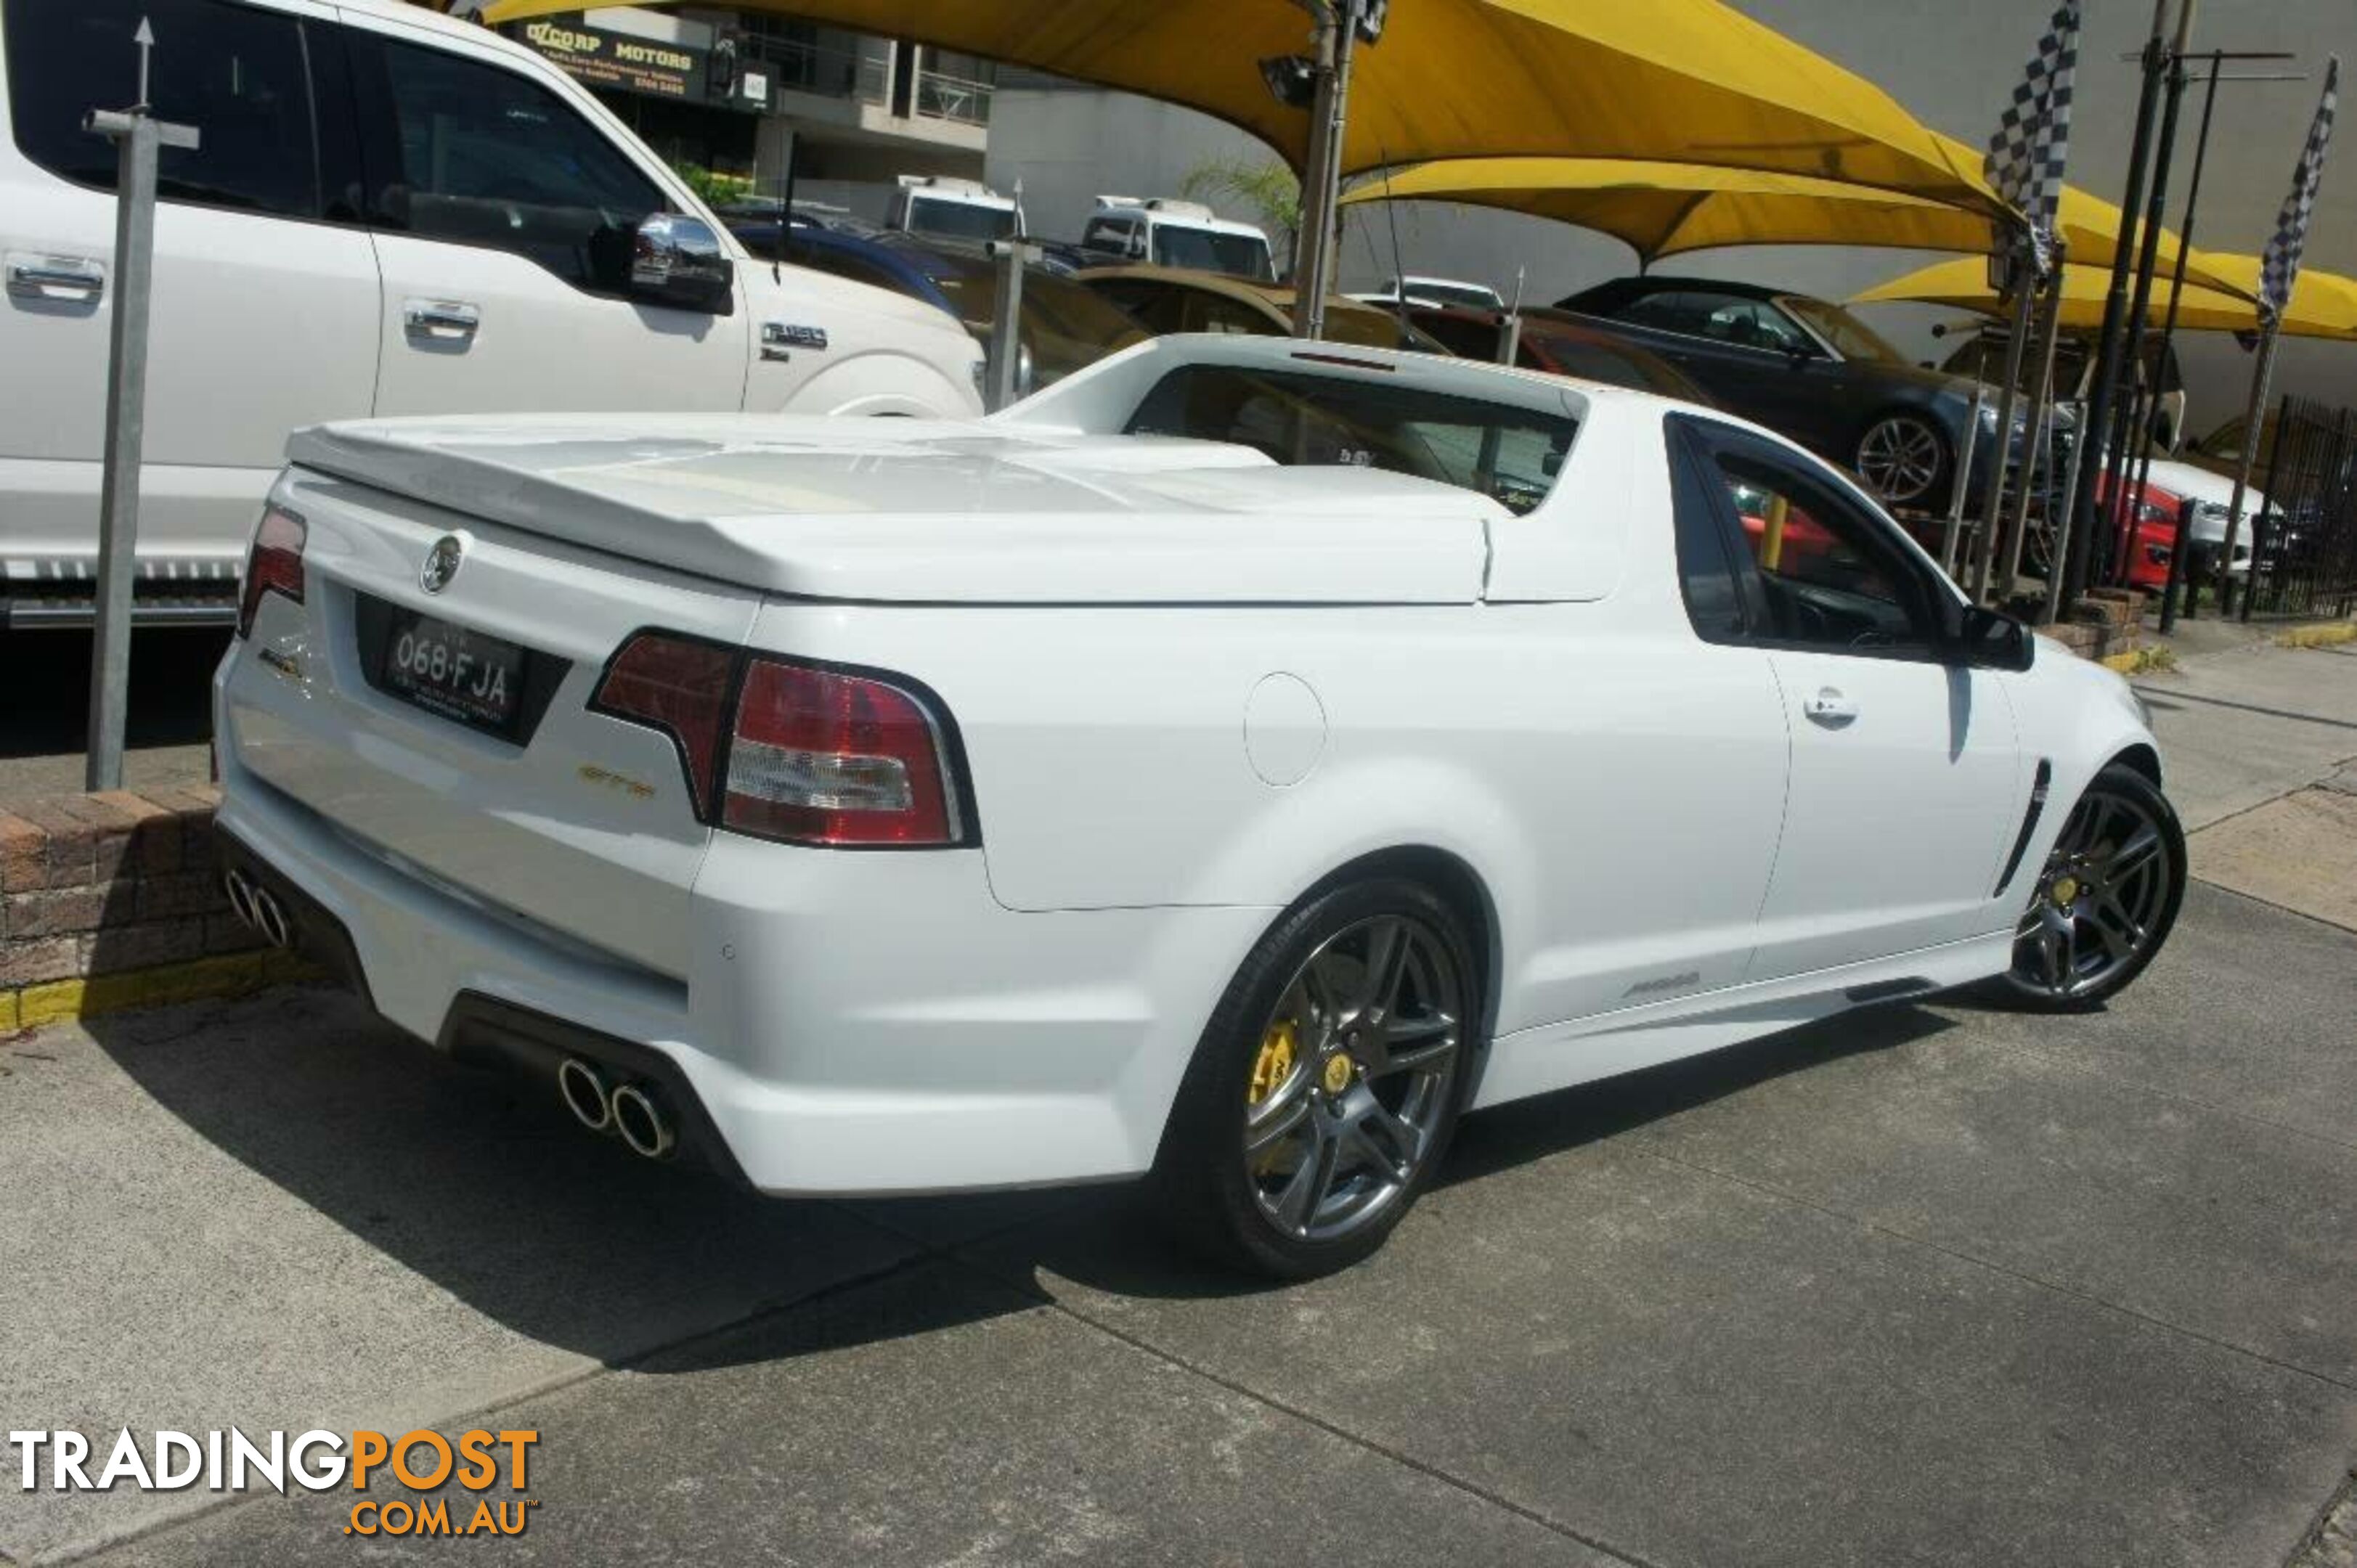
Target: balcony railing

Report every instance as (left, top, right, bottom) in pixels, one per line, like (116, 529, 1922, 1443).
(738, 35, 990, 126)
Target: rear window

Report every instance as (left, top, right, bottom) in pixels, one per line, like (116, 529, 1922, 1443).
(3, 0, 322, 219)
(1123, 363, 1577, 515)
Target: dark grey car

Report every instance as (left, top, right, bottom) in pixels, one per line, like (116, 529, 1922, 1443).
(1558, 277, 2006, 511)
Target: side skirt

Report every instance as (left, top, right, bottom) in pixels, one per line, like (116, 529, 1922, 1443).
(1470, 929, 2013, 1111)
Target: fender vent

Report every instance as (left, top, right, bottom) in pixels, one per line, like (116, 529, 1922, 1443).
(1992, 759, 2054, 898)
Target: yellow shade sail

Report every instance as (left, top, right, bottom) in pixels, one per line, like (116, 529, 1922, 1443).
(478, 0, 2005, 213)
(1852, 256, 2357, 340)
(1342, 147, 2243, 293)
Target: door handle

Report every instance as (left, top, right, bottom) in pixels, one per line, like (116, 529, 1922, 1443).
(1803, 687, 1858, 725)
(6, 255, 105, 303)
(404, 298, 481, 341)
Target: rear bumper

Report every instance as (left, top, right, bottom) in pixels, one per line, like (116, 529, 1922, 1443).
(212, 747, 1274, 1199)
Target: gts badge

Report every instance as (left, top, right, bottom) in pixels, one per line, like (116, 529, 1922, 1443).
(762, 322, 829, 362)
(1624, 969, 1701, 1000)
(577, 764, 656, 803)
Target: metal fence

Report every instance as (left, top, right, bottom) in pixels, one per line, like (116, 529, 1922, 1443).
(2244, 394, 2357, 621)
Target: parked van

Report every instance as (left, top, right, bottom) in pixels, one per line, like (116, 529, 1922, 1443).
(0, 0, 984, 627)
(1075, 197, 1277, 282)
(885, 175, 1021, 244)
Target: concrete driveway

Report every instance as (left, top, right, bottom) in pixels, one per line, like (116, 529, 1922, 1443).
(4, 638, 2354, 1567)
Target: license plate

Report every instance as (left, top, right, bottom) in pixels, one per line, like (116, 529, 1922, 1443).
(379, 611, 528, 738)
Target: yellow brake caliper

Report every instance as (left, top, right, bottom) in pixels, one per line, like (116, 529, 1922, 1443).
(1249, 1019, 1299, 1106)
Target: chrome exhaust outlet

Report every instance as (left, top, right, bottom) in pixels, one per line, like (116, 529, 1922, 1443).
(557, 1058, 613, 1133)
(609, 1083, 675, 1160)
(221, 869, 258, 929)
(247, 885, 293, 951)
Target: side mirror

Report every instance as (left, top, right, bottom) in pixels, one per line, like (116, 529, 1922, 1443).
(631, 213, 735, 315)
(1947, 603, 2035, 671)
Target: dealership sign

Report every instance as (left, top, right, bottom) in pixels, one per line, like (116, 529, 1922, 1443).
(520, 19, 709, 100)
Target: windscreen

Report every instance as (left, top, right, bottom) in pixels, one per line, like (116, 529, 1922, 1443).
(1407, 281, 1502, 310)
(1151, 225, 1274, 279)
(1123, 363, 1578, 515)
(1780, 297, 1908, 364)
(908, 196, 1018, 242)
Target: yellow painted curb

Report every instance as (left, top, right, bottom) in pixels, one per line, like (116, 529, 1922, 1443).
(2277, 621, 2357, 649)
(7, 950, 322, 1032)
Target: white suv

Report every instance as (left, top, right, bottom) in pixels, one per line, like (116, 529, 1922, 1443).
(1077, 197, 1277, 282)
(0, 0, 983, 628)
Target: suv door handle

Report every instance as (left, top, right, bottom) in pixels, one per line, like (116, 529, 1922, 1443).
(6, 254, 105, 303)
(1803, 687, 1858, 725)
(404, 298, 481, 341)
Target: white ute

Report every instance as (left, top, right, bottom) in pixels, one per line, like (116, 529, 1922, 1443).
(0, 0, 982, 628)
(214, 333, 2187, 1278)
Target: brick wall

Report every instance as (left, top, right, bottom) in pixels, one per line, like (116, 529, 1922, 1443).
(1, 786, 256, 995)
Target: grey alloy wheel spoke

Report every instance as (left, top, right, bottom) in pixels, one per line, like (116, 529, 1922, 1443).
(1356, 917, 1409, 1016)
(1271, 1116, 1342, 1234)
(2106, 825, 2164, 884)
(1245, 1071, 1313, 1156)
(1367, 1010, 1458, 1078)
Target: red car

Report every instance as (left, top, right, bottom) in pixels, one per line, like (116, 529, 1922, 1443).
(2096, 471, 2189, 591)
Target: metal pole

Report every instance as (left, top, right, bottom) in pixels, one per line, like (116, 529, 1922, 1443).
(1969, 273, 2037, 603)
(2043, 399, 2090, 625)
(1940, 340, 1988, 576)
(2215, 317, 2281, 613)
(2002, 268, 2068, 598)
(983, 239, 1038, 412)
(2095, 2, 2196, 592)
(1290, 8, 1354, 340)
(84, 113, 160, 792)
(2155, 57, 2226, 631)
(82, 70, 196, 791)
(2062, 0, 2176, 605)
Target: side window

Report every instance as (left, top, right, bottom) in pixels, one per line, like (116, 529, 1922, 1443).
(3, 0, 322, 219)
(1081, 218, 1132, 255)
(351, 34, 667, 294)
(1704, 435, 1940, 657)
(1685, 293, 1810, 353)
(1667, 426, 1749, 642)
(1616, 290, 1700, 334)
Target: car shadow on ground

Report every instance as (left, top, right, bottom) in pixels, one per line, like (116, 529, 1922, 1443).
(76, 988, 1954, 1375)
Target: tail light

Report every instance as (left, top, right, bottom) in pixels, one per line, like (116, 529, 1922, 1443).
(236, 506, 306, 639)
(591, 633, 969, 849)
(587, 633, 739, 820)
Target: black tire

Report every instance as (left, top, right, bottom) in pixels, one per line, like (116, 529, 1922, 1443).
(1998, 761, 2186, 1012)
(1854, 410, 1955, 510)
(1150, 877, 1482, 1280)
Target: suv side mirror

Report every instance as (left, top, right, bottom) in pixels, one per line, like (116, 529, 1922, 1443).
(1946, 602, 2035, 671)
(631, 213, 735, 315)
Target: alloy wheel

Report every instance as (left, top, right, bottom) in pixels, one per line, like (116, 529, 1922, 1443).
(2011, 780, 2175, 1002)
(1241, 914, 1466, 1244)
(1856, 415, 1947, 506)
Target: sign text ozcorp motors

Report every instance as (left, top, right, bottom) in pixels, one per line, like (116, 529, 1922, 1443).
(520, 19, 708, 99)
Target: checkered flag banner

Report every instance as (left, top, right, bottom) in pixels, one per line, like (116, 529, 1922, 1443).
(1984, 0, 2080, 277)
(2260, 55, 2340, 325)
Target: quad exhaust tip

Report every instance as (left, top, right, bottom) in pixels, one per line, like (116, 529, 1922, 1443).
(609, 1083, 676, 1161)
(556, 1058, 676, 1160)
(557, 1058, 613, 1133)
(221, 869, 294, 951)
